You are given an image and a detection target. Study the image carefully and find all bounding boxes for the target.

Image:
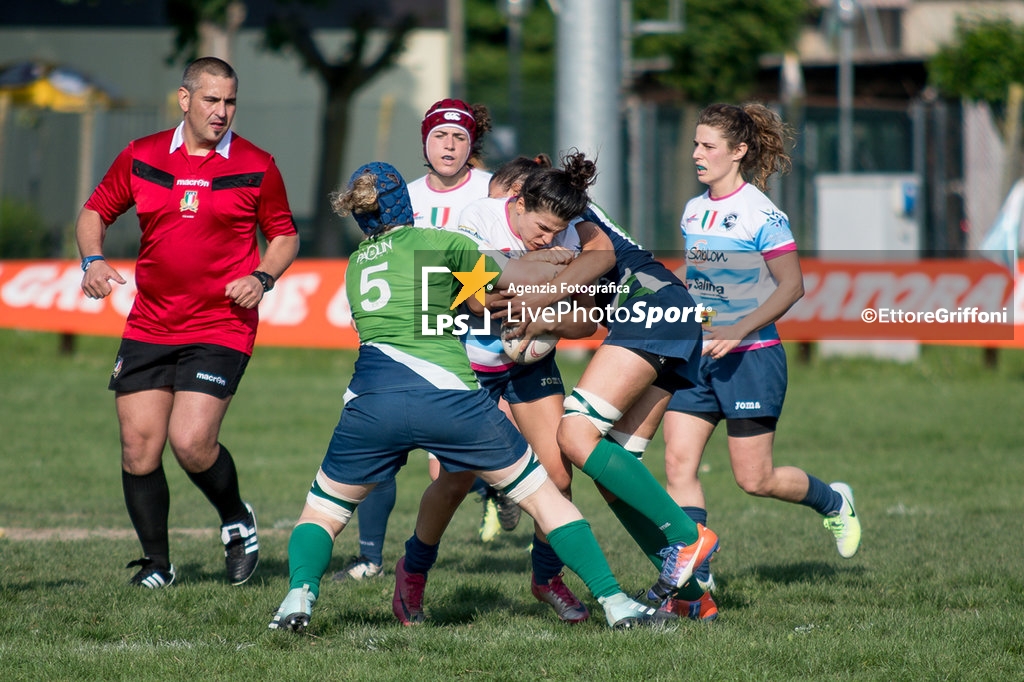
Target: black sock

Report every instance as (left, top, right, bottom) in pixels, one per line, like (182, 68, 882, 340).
(682, 506, 707, 526)
(186, 443, 246, 524)
(122, 466, 170, 568)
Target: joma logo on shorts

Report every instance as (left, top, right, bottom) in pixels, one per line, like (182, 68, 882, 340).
(196, 371, 227, 387)
(735, 401, 762, 410)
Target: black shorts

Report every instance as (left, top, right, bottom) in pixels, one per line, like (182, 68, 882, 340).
(108, 339, 250, 399)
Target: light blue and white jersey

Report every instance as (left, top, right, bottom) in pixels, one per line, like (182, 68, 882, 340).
(455, 197, 581, 371)
(680, 182, 796, 351)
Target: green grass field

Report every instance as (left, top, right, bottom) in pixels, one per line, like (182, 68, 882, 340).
(1, 329, 1023, 681)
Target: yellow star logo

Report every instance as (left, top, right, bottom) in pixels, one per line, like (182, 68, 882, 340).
(450, 254, 499, 309)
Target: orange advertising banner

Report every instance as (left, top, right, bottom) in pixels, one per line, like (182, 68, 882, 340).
(776, 258, 1020, 346)
(0, 258, 1020, 349)
(0, 259, 359, 349)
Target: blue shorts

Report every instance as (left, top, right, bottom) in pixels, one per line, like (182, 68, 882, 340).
(477, 353, 564, 405)
(320, 388, 528, 485)
(603, 285, 702, 392)
(666, 343, 787, 420)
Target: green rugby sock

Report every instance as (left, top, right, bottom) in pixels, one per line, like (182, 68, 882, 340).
(581, 439, 698, 545)
(605, 501, 708, 601)
(674, 579, 707, 601)
(605, 500, 707, 601)
(546, 519, 620, 599)
(287, 522, 334, 598)
(607, 498, 666, 569)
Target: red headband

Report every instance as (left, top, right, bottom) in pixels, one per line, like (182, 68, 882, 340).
(421, 99, 476, 148)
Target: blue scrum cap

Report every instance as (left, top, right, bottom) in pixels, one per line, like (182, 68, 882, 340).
(350, 161, 413, 235)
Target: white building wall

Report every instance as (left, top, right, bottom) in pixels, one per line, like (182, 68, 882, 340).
(797, 0, 1024, 61)
(902, 1, 1024, 57)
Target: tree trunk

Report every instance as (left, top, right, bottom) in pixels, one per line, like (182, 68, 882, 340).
(312, 86, 353, 257)
(198, 0, 246, 62)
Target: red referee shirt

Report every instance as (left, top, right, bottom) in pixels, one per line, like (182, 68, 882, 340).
(86, 124, 297, 355)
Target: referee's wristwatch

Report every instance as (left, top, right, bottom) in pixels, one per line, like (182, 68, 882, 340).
(251, 270, 275, 292)
(81, 255, 105, 271)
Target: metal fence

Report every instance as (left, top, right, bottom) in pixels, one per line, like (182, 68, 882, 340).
(620, 96, 974, 258)
(0, 105, 166, 258)
(0, 94, 994, 260)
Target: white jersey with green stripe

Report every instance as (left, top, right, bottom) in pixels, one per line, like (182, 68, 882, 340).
(344, 225, 505, 395)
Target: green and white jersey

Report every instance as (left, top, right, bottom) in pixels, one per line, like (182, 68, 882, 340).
(344, 225, 506, 394)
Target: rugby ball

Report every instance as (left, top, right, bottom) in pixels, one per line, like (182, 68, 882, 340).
(501, 326, 557, 364)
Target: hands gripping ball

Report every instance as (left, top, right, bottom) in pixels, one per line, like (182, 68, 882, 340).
(501, 326, 557, 365)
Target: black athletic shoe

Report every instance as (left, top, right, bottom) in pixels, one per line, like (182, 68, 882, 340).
(331, 555, 384, 582)
(126, 557, 176, 589)
(495, 491, 522, 532)
(221, 502, 259, 585)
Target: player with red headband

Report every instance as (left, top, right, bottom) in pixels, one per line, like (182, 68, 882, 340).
(407, 98, 493, 230)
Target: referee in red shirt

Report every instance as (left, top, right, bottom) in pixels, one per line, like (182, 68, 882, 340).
(76, 56, 300, 589)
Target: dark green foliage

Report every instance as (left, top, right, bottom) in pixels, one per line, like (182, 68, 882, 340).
(633, 0, 811, 103)
(0, 198, 55, 258)
(929, 16, 1024, 106)
(465, 0, 558, 159)
(463, 0, 811, 158)
(165, 0, 242, 64)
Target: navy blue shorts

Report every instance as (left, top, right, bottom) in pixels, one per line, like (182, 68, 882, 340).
(108, 339, 249, 399)
(477, 353, 564, 405)
(320, 388, 528, 485)
(666, 343, 787, 420)
(603, 285, 702, 392)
